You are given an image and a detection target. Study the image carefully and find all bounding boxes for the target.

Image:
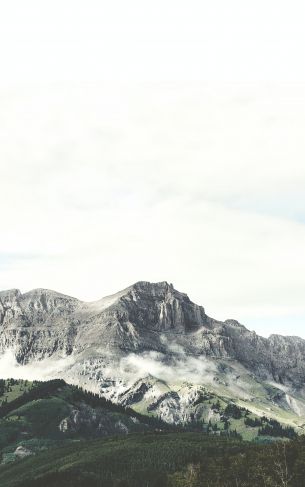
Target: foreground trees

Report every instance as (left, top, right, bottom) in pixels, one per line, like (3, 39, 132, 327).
(1, 432, 305, 487)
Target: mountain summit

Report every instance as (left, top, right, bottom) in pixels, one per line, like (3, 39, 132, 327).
(1, 281, 305, 433)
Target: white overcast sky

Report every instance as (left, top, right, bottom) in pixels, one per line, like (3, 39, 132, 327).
(1, 0, 305, 338)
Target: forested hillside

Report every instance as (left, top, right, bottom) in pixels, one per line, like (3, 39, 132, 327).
(0, 432, 305, 487)
(0, 379, 165, 464)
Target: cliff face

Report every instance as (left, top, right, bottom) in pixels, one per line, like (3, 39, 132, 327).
(1, 281, 305, 428)
(0, 288, 80, 361)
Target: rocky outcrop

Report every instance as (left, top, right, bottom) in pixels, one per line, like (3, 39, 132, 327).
(0, 288, 80, 362)
(13, 445, 32, 459)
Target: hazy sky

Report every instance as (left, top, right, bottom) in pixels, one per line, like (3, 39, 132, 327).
(1, 1, 305, 338)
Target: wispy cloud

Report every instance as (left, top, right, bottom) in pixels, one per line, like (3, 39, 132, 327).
(0, 350, 75, 381)
(115, 351, 217, 386)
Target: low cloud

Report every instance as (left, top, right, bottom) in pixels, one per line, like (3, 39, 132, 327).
(0, 349, 74, 381)
(114, 350, 217, 386)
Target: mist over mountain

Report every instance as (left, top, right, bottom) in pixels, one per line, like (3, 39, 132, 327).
(1, 281, 305, 434)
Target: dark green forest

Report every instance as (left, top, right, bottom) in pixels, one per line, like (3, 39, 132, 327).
(0, 432, 305, 487)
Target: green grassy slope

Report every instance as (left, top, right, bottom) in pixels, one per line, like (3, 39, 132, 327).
(0, 380, 33, 406)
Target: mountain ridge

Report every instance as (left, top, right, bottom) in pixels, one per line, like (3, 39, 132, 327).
(1, 281, 302, 339)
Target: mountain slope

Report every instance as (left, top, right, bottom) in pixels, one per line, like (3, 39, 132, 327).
(1, 281, 305, 434)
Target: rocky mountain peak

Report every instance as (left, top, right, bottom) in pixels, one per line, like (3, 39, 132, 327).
(123, 281, 177, 301)
(132, 280, 173, 290)
(114, 280, 207, 333)
(0, 288, 22, 302)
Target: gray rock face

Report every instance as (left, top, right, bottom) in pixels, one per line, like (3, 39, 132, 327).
(1, 281, 305, 427)
(0, 288, 80, 361)
(58, 403, 137, 436)
(13, 445, 32, 459)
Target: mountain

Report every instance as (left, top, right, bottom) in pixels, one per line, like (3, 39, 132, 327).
(1, 281, 305, 437)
